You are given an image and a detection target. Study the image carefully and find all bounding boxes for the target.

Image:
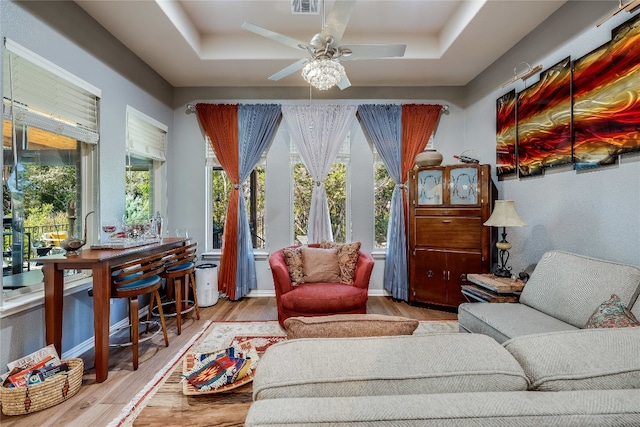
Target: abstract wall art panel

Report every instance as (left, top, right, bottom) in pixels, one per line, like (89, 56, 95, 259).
(516, 57, 572, 178)
(496, 89, 517, 179)
(573, 13, 640, 170)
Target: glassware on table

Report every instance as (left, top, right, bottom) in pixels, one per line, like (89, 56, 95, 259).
(101, 221, 117, 243)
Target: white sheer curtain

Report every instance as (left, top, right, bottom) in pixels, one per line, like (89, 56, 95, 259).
(282, 105, 357, 243)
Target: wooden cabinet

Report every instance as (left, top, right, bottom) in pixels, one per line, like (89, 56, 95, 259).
(408, 164, 497, 308)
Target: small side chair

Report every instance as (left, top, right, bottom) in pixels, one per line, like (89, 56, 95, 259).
(153, 242, 200, 335)
(111, 251, 169, 370)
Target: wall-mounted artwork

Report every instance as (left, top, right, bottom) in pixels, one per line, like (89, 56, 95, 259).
(573, 13, 640, 170)
(496, 90, 517, 179)
(516, 57, 572, 178)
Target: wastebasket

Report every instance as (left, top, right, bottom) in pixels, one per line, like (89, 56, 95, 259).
(195, 263, 218, 307)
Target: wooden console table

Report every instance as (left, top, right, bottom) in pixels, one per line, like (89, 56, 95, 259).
(36, 237, 188, 383)
(462, 273, 526, 303)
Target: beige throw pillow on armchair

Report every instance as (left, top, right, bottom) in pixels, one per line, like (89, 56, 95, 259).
(300, 246, 342, 283)
(320, 240, 361, 285)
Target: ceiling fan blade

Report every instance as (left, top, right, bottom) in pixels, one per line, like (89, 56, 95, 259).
(340, 44, 406, 60)
(242, 21, 306, 52)
(321, 0, 357, 44)
(337, 73, 351, 90)
(268, 58, 309, 81)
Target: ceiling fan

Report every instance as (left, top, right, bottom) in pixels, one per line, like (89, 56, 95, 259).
(241, 0, 406, 90)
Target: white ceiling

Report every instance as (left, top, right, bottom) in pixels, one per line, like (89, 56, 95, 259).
(75, 0, 567, 89)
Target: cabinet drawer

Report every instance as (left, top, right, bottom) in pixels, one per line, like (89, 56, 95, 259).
(414, 208, 481, 217)
(413, 217, 482, 249)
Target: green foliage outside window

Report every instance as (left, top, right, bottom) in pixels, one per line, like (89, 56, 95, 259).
(293, 162, 347, 243)
(211, 167, 265, 249)
(374, 164, 394, 248)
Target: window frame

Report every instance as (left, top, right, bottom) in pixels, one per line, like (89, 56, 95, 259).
(124, 106, 167, 226)
(289, 133, 352, 244)
(1, 39, 99, 309)
(205, 144, 266, 252)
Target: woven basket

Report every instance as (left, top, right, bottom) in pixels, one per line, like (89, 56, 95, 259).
(1, 358, 83, 416)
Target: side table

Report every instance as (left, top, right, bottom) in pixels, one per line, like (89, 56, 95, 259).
(461, 273, 526, 303)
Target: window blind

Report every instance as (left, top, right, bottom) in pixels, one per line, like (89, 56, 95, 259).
(205, 138, 266, 167)
(126, 106, 167, 161)
(3, 38, 101, 144)
(290, 133, 351, 163)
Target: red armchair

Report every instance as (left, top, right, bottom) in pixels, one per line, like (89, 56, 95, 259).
(269, 244, 375, 327)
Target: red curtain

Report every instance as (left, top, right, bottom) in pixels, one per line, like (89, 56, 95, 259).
(401, 104, 443, 219)
(195, 104, 240, 300)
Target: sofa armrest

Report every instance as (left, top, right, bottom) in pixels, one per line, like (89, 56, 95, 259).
(353, 250, 374, 290)
(269, 250, 293, 296)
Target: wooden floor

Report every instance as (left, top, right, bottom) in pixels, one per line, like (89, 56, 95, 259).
(0, 296, 456, 426)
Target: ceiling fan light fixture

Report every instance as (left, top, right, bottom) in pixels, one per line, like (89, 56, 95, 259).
(301, 58, 344, 90)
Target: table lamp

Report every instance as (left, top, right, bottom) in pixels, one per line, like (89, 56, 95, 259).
(483, 200, 526, 278)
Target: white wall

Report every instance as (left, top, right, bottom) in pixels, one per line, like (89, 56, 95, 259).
(465, 1, 640, 271)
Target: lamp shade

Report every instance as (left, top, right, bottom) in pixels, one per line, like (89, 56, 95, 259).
(483, 200, 526, 227)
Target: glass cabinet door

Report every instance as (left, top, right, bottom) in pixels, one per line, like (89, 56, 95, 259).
(417, 169, 443, 205)
(449, 166, 478, 205)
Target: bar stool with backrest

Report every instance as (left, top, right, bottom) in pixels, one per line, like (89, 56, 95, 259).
(153, 242, 200, 335)
(111, 251, 169, 370)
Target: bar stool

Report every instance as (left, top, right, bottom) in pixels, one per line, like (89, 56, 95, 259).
(111, 252, 169, 370)
(153, 242, 200, 335)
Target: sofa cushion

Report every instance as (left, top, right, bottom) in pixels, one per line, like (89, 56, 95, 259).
(519, 251, 640, 328)
(300, 246, 341, 283)
(319, 240, 361, 285)
(503, 327, 640, 391)
(253, 334, 529, 400)
(458, 302, 578, 343)
(280, 283, 368, 313)
(283, 314, 419, 339)
(282, 246, 304, 286)
(246, 390, 640, 427)
(585, 294, 640, 329)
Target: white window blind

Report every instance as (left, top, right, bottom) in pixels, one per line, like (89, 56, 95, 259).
(205, 139, 266, 167)
(205, 138, 220, 167)
(2, 38, 101, 144)
(290, 133, 351, 163)
(126, 106, 167, 161)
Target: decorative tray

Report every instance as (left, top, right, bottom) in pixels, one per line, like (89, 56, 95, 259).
(182, 340, 259, 396)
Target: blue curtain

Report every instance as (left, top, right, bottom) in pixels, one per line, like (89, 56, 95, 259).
(357, 104, 408, 301)
(235, 104, 281, 299)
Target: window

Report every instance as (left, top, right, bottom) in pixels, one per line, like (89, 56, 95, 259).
(373, 152, 394, 249)
(2, 39, 100, 301)
(124, 106, 166, 226)
(291, 134, 350, 244)
(207, 145, 265, 250)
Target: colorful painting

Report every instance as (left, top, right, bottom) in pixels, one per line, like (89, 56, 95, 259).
(496, 89, 517, 178)
(516, 57, 572, 178)
(573, 13, 640, 170)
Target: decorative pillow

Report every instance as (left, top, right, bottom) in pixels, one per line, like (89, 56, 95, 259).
(282, 247, 304, 286)
(284, 314, 420, 339)
(300, 246, 341, 283)
(319, 240, 361, 285)
(584, 294, 640, 328)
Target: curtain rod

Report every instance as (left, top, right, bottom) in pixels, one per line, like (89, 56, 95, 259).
(186, 103, 449, 113)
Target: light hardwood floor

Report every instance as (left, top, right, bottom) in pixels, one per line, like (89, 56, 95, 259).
(1, 296, 456, 426)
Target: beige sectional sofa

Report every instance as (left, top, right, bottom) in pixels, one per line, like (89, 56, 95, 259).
(245, 251, 640, 426)
(246, 327, 640, 426)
